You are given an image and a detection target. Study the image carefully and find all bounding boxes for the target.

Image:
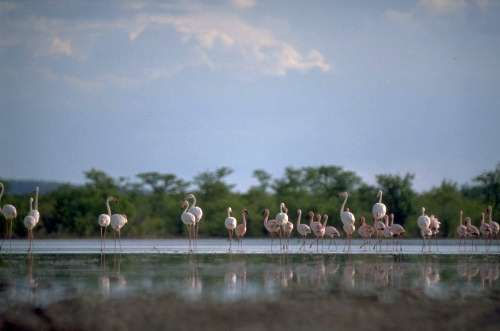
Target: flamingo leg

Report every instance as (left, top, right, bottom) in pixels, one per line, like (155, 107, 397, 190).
(114, 230, 117, 252)
(100, 227, 103, 252)
(104, 226, 107, 252)
(118, 230, 122, 252)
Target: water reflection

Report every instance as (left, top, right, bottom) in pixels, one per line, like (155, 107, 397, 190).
(0, 254, 499, 310)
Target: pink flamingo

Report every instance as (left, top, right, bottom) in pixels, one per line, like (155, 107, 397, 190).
(479, 212, 491, 251)
(358, 216, 374, 250)
(457, 210, 468, 251)
(263, 209, 281, 251)
(310, 213, 326, 251)
(373, 215, 386, 251)
(325, 215, 341, 250)
(487, 206, 499, 251)
(235, 209, 248, 249)
(382, 215, 393, 250)
(465, 216, 480, 251)
(296, 209, 311, 251)
(429, 215, 441, 251)
(389, 213, 406, 251)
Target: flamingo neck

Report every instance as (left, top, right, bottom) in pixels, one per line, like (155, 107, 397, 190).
(29, 198, 33, 212)
(242, 212, 247, 227)
(297, 210, 302, 226)
(183, 203, 190, 214)
(106, 198, 112, 216)
(227, 208, 232, 218)
(263, 210, 269, 226)
(481, 214, 485, 224)
(280, 203, 285, 213)
(0, 183, 4, 202)
(488, 207, 493, 222)
(322, 215, 328, 227)
(460, 211, 463, 226)
(340, 193, 348, 213)
(34, 187, 39, 210)
(421, 207, 425, 216)
(378, 191, 383, 203)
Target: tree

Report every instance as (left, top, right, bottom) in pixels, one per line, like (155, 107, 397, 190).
(471, 163, 500, 213)
(375, 173, 416, 226)
(252, 169, 272, 192)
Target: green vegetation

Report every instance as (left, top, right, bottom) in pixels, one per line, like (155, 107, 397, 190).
(1, 163, 499, 238)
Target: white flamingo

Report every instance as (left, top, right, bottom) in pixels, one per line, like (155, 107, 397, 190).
(23, 197, 37, 253)
(343, 216, 355, 253)
(0, 182, 17, 251)
(181, 200, 196, 251)
(339, 192, 355, 225)
(276, 202, 288, 226)
(296, 209, 311, 250)
(98, 196, 116, 252)
(417, 207, 431, 252)
(28, 186, 40, 225)
(372, 190, 387, 221)
(186, 194, 203, 246)
(282, 209, 294, 251)
(225, 207, 237, 251)
(110, 200, 128, 252)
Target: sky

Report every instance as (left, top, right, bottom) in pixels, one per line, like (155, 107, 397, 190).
(1, 0, 499, 192)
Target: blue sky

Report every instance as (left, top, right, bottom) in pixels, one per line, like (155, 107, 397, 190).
(1, 0, 499, 191)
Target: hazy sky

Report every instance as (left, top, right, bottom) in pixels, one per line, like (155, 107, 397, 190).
(1, 0, 499, 191)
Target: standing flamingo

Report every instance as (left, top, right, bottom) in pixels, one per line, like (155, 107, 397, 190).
(98, 196, 116, 252)
(487, 206, 499, 251)
(457, 210, 468, 251)
(417, 207, 431, 252)
(382, 215, 393, 250)
(23, 197, 37, 253)
(0, 182, 17, 251)
(181, 200, 196, 251)
(235, 209, 248, 248)
(372, 190, 387, 221)
(389, 213, 406, 252)
(263, 209, 281, 251)
(325, 215, 341, 250)
(342, 215, 355, 253)
(296, 209, 311, 250)
(429, 215, 441, 251)
(373, 216, 386, 251)
(225, 207, 237, 251)
(282, 208, 294, 251)
(479, 212, 491, 251)
(465, 216, 480, 251)
(109, 199, 127, 252)
(310, 213, 326, 251)
(339, 192, 355, 225)
(358, 216, 374, 250)
(276, 202, 288, 249)
(185, 194, 203, 246)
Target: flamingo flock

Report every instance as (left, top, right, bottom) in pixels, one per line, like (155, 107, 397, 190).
(0, 183, 499, 254)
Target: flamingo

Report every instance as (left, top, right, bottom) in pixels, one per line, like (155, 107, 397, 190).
(486, 206, 499, 251)
(358, 216, 374, 250)
(465, 216, 480, 251)
(27, 186, 40, 226)
(181, 200, 196, 251)
(339, 192, 355, 225)
(109, 199, 127, 252)
(263, 209, 280, 251)
(429, 214, 441, 251)
(310, 213, 326, 251)
(0, 182, 17, 251)
(324, 215, 341, 250)
(372, 190, 387, 221)
(275, 202, 289, 226)
(373, 215, 386, 251)
(235, 208, 248, 248)
(225, 207, 237, 251)
(417, 207, 431, 251)
(282, 207, 294, 251)
(457, 210, 468, 251)
(389, 213, 406, 251)
(382, 215, 393, 250)
(98, 196, 116, 252)
(185, 194, 203, 246)
(479, 212, 491, 251)
(342, 212, 355, 253)
(23, 197, 37, 253)
(296, 209, 311, 250)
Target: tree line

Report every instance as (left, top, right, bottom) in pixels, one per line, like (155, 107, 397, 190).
(1, 163, 499, 238)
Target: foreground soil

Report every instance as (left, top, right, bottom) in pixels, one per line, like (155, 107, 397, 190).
(1, 290, 500, 331)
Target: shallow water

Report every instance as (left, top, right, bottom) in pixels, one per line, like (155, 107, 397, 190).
(0, 253, 499, 312)
(1, 238, 499, 254)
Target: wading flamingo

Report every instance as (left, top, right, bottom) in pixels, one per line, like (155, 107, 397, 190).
(373, 215, 386, 251)
(225, 207, 237, 251)
(296, 209, 311, 250)
(235, 209, 248, 248)
(98, 196, 116, 252)
(358, 216, 374, 250)
(417, 207, 431, 252)
(429, 214, 441, 251)
(0, 182, 17, 251)
(487, 206, 499, 251)
(27, 187, 40, 227)
(324, 215, 341, 250)
(276, 202, 288, 226)
(186, 194, 203, 246)
(389, 213, 406, 251)
(457, 210, 468, 251)
(181, 200, 196, 251)
(343, 215, 355, 253)
(382, 215, 393, 250)
(339, 192, 355, 225)
(479, 212, 491, 251)
(372, 190, 387, 221)
(263, 209, 281, 251)
(23, 197, 37, 253)
(111, 202, 128, 252)
(310, 213, 326, 251)
(282, 207, 294, 251)
(465, 216, 480, 251)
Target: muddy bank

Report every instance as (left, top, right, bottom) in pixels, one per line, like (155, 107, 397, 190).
(1, 290, 500, 331)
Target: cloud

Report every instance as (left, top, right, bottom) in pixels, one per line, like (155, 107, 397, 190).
(231, 0, 256, 10)
(418, 0, 466, 14)
(49, 37, 73, 56)
(384, 9, 416, 24)
(131, 13, 330, 75)
(0, 1, 16, 14)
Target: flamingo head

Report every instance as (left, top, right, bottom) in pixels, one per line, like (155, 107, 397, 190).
(181, 200, 189, 208)
(185, 193, 195, 200)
